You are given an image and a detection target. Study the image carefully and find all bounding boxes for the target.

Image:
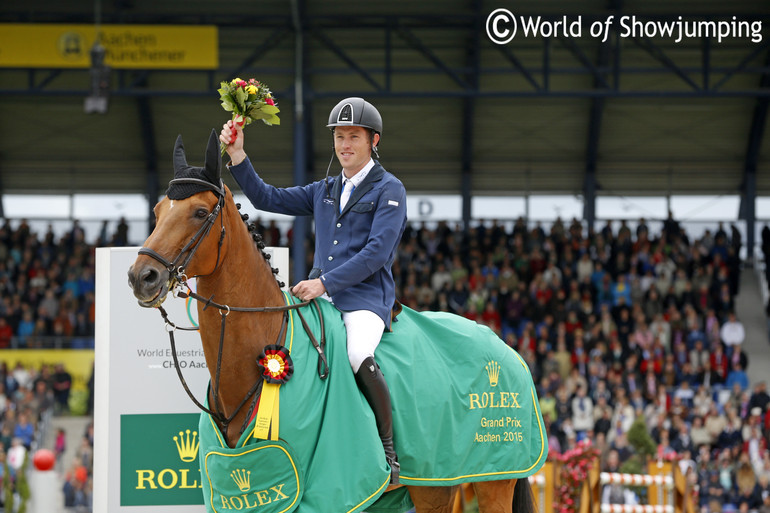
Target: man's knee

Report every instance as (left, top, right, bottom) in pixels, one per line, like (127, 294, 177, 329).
(347, 346, 373, 373)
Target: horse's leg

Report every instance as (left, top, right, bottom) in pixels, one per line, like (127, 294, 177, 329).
(407, 485, 460, 513)
(472, 479, 515, 513)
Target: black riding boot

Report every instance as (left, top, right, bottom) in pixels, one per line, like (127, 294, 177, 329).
(355, 356, 400, 484)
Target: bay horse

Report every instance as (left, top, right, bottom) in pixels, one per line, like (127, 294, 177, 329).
(127, 131, 538, 513)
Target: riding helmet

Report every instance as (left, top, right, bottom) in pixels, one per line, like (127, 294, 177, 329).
(326, 97, 382, 135)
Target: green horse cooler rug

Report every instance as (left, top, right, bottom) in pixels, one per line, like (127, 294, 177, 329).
(198, 295, 548, 513)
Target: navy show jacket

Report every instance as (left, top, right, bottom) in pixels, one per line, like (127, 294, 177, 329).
(229, 157, 407, 328)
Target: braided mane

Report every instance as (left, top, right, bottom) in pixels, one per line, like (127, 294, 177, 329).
(235, 202, 285, 289)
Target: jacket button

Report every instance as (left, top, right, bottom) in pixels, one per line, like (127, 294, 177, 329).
(328, 256, 333, 261)
(336, 222, 342, 228)
(333, 240, 338, 245)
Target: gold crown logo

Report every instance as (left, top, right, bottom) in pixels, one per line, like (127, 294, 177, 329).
(486, 361, 500, 387)
(173, 429, 200, 463)
(231, 469, 251, 492)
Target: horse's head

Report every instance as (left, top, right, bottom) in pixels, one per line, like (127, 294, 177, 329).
(128, 130, 228, 307)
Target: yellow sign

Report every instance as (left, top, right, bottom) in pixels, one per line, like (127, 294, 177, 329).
(0, 349, 93, 392)
(0, 23, 218, 69)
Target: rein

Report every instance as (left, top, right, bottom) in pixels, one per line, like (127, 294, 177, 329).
(141, 177, 329, 441)
(158, 290, 329, 439)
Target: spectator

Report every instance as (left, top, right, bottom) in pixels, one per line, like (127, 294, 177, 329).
(726, 362, 750, 392)
(114, 217, 129, 246)
(571, 384, 594, 441)
(601, 449, 639, 505)
(52, 363, 72, 414)
(55, 428, 67, 469)
(721, 311, 746, 352)
(691, 416, 712, 449)
(749, 382, 770, 414)
(0, 318, 12, 348)
(6, 437, 26, 473)
(13, 410, 35, 450)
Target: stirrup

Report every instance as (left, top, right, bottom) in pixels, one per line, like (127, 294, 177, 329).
(387, 455, 400, 485)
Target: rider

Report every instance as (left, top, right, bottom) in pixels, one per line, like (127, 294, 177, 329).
(220, 97, 406, 484)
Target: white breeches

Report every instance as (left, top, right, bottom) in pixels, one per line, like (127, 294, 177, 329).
(342, 309, 385, 373)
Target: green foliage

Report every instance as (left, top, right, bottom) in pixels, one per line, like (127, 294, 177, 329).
(69, 389, 89, 416)
(626, 416, 657, 457)
(3, 460, 12, 513)
(619, 455, 644, 475)
(619, 416, 656, 501)
(17, 453, 29, 513)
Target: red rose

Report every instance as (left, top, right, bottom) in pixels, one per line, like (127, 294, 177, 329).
(265, 97, 275, 106)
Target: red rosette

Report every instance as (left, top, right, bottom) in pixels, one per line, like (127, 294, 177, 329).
(257, 345, 294, 384)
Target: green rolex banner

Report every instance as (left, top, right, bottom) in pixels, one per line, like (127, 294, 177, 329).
(120, 413, 203, 506)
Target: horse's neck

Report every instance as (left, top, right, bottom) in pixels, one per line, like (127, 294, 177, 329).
(195, 220, 285, 445)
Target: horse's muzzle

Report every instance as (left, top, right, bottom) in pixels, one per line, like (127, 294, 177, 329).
(128, 262, 172, 308)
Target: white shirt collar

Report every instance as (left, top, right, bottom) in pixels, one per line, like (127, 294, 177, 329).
(342, 158, 375, 189)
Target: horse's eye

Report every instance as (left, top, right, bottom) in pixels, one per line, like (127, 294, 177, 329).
(195, 208, 209, 219)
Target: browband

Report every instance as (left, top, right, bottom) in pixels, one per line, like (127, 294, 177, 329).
(168, 177, 225, 198)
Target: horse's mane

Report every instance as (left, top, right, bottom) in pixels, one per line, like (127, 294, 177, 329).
(235, 201, 285, 289)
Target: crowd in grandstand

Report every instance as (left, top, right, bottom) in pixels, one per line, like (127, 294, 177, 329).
(0, 218, 99, 509)
(0, 219, 96, 350)
(1, 213, 770, 511)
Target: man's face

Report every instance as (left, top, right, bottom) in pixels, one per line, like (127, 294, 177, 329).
(334, 126, 377, 176)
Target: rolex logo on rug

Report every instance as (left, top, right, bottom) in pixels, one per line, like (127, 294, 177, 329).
(174, 429, 200, 462)
(231, 469, 251, 492)
(486, 361, 500, 387)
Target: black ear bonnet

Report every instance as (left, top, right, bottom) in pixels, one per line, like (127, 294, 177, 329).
(167, 129, 222, 200)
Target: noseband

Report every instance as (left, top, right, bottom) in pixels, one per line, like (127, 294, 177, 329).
(138, 177, 227, 284)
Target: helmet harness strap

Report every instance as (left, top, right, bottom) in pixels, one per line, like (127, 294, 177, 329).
(324, 149, 336, 199)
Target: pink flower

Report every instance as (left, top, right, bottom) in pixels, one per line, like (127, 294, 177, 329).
(265, 97, 275, 106)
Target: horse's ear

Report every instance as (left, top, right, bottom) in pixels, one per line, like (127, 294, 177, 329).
(173, 135, 188, 177)
(203, 129, 222, 183)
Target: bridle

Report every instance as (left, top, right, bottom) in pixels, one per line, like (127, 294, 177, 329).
(138, 177, 329, 440)
(138, 177, 227, 287)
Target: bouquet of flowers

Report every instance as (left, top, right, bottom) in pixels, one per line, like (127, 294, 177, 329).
(218, 77, 280, 155)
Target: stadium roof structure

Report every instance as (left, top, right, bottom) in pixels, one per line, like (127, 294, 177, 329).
(2, 0, 770, 235)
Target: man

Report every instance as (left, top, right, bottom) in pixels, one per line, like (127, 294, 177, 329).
(571, 384, 594, 441)
(52, 363, 72, 414)
(220, 97, 406, 483)
(720, 311, 745, 354)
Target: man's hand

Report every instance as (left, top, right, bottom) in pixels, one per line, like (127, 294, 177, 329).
(292, 279, 326, 302)
(219, 120, 247, 166)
